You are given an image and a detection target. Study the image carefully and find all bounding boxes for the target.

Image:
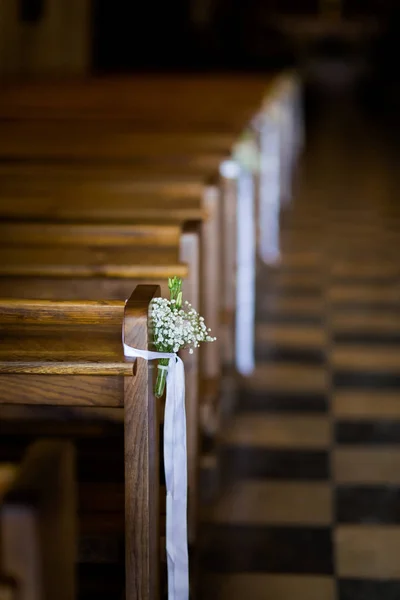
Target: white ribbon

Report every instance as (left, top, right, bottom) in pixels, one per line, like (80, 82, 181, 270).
(236, 167, 255, 376)
(259, 115, 281, 265)
(123, 342, 189, 600)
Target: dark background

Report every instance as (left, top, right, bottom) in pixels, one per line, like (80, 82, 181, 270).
(89, 0, 398, 74)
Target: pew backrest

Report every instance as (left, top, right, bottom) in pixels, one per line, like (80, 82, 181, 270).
(0, 222, 182, 248)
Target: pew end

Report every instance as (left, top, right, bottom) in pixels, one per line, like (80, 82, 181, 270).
(0, 285, 165, 600)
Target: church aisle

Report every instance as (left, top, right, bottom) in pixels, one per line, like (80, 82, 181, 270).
(200, 97, 400, 600)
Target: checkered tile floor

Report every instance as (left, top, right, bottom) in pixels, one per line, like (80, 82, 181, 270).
(200, 99, 400, 600)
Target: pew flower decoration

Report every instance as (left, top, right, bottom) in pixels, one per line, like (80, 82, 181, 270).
(150, 277, 216, 398)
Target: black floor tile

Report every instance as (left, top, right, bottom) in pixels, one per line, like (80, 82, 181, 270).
(339, 579, 400, 600)
(336, 486, 400, 524)
(201, 432, 217, 455)
(257, 289, 323, 302)
(331, 302, 400, 311)
(255, 346, 326, 364)
(265, 286, 323, 296)
(256, 313, 324, 326)
(334, 372, 400, 388)
(332, 277, 400, 285)
(201, 524, 334, 574)
(335, 421, 400, 445)
(236, 391, 328, 413)
(334, 333, 400, 345)
(220, 446, 330, 480)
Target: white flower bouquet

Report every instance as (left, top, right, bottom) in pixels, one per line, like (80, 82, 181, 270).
(150, 277, 216, 398)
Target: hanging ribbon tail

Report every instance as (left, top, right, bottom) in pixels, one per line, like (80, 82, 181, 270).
(122, 339, 189, 600)
(164, 355, 189, 600)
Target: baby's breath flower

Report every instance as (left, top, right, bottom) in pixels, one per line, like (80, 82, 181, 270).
(151, 278, 216, 398)
(150, 295, 216, 355)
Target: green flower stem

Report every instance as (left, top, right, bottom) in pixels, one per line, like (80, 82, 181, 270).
(168, 277, 183, 309)
(155, 358, 169, 398)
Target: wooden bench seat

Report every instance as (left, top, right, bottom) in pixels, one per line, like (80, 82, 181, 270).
(0, 286, 163, 600)
(0, 440, 76, 600)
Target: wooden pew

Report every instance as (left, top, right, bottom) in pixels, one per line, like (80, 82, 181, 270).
(0, 440, 76, 600)
(0, 75, 284, 380)
(0, 74, 281, 355)
(0, 171, 224, 528)
(0, 139, 225, 365)
(0, 74, 303, 597)
(0, 121, 224, 523)
(0, 74, 301, 243)
(0, 72, 300, 499)
(0, 171, 223, 443)
(0, 223, 202, 544)
(0, 285, 162, 600)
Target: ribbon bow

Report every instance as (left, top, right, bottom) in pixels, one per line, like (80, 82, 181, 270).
(123, 343, 189, 600)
